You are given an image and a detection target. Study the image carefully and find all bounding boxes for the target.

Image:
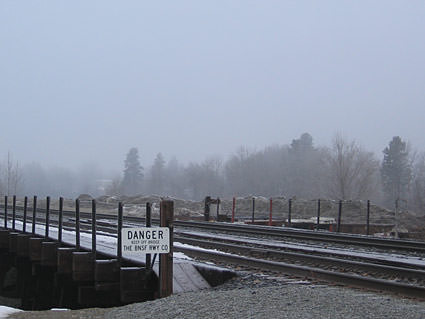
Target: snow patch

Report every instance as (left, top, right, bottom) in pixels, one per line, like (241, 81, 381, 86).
(0, 306, 22, 318)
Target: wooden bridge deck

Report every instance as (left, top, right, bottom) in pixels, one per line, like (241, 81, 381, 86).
(2, 219, 211, 294)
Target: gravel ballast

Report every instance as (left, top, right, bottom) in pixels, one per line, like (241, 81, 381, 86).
(105, 284, 425, 319)
(7, 274, 425, 319)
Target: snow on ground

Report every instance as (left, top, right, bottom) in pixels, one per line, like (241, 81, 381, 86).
(174, 241, 235, 256)
(0, 306, 22, 318)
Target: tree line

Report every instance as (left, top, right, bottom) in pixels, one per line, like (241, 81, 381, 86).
(1, 133, 423, 213)
(110, 133, 421, 213)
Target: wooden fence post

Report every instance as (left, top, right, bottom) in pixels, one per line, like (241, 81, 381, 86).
(45, 196, 50, 238)
(231, 197, 235, 223)
(204, 196, 210, 221)
(216, 198, 220, 220)
(92, 199, 97, 260)
(288, 199, 292, 227)
(268, 198, 273, 226)
(117, 202, 123, 266)
(337, 200, 342, 233)
(32, 196, 37, 234)
(12, 195, 16, 230)
(316, 199, 321, 230)
(58, 197, 63, 243)
(4, 196, 7, 229)
(146, 202, 152, 269)
(159, 200, 173, 298)
(75, 199, 80, 251)
(366, 200, 370, 235)
(251, 197, 255, 223)
(23, 196, 28, 233)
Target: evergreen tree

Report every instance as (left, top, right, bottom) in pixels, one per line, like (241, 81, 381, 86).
(287, 133, 319, 198)
(149, 153, 166, 195)
(121, 147, 143, 195)
(290, 132, 314, 153)
(381, 136, 411, 206)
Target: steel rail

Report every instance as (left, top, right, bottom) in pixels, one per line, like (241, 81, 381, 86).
(177, 232, 425, 270)
(174, 234, 425, 280)
(172, 220, 425, 252)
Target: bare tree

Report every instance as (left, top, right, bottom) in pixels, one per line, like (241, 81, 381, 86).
(323, 134, 380, 200)
(3, 152, 23, 196)
(201, 156, 224, 197)
(410, 152, 425, 213)
(185, 156, 224, 200)
(12, 161, 23, 195)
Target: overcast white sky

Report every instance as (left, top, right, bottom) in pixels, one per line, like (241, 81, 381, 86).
(1, 1, 424, 171)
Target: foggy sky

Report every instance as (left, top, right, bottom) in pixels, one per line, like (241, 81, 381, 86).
(1, 1, 425, 171)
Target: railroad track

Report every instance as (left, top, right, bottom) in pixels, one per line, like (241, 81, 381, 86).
(173, 232, 425, 299)
(3, 205, 425, 299)
(172, 220, 425, 253)
(175, 232, 425, 270)
(4, 204, 425, 252)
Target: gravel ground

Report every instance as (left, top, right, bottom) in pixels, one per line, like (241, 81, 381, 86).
(6, 273, 425, 319)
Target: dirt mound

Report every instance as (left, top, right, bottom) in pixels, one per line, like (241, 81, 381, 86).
(94, 195, 203, 218)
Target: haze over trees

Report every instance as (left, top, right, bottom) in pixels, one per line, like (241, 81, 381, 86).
(3, 133, 425, 215)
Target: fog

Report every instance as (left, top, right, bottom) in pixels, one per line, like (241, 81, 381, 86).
(1, 2, 425, 207)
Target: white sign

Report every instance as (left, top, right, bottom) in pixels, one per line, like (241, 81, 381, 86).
(122, 227, 170, 254)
